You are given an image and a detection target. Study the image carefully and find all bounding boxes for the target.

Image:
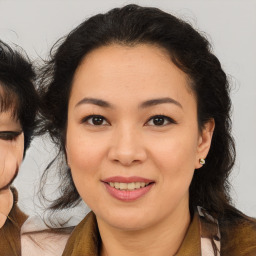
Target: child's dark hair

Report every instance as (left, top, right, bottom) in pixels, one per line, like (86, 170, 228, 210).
(0, 40, 38, 151)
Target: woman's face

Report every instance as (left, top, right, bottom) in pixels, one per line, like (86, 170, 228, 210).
(0, 107, 24, 189)
(66, 44, 214, 231)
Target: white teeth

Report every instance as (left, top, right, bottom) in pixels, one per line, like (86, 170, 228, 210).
(135, 182, 141, 189)
(108, 182, 150, 190)
(114, 182, 120, 189)
(120, 183, 128, 190)
(127, 182, 135, 190)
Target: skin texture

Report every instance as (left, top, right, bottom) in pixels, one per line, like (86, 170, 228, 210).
(0, 109, 24, 228)
(66, 44, 214, 256)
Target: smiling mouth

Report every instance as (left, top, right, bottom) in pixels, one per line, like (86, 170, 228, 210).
(103, 178, 155, 201)
(107, 182, 152, 191)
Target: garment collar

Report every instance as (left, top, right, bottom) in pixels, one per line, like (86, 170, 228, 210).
(62, 211, 202, 256)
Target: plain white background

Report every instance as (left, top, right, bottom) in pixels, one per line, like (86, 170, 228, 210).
(0, 0, 256, 219)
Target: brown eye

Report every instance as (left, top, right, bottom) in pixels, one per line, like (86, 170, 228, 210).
(82, 115, 108, 126)
(146, 115, 177, 126)
(91, 116, 104, 125)
(152, 117, 165, 126)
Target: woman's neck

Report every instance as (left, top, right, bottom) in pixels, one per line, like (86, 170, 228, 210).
(97, 205, 191, 256)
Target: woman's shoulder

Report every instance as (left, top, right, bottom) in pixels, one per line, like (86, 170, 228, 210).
(221, 213, 256, 255)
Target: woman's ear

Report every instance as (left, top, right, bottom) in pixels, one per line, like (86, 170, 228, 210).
(195, 118, 215, 169)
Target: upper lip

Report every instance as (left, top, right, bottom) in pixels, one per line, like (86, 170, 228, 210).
(102, 176, 154, 183)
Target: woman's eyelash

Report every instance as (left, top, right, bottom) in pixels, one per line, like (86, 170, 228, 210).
(0, 131, 22, 141)
(146, 115, 177, 126)
(81, 114, 177, 126)
(81, 115, 109, 126)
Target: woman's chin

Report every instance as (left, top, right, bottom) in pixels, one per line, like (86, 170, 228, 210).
(96, 210, 157, 232)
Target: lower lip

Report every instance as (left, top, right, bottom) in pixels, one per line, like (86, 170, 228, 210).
(104, 183, 154, 201)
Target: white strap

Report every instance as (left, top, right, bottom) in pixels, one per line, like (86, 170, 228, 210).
(197, 206, 221, 256)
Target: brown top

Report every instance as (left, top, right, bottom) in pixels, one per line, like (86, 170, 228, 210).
(221, 216, 256, 256)
(62, 210, 256, 256)
(62, 211, 201, 256)
(0, 187, 28, 256)
(62, 212, 101, 256)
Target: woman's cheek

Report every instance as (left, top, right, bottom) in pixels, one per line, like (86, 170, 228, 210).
(69, 143, 103, 174)
(67, 123, 108, 167)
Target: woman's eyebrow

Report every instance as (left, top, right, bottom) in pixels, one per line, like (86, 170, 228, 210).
(75, 97, 183, 109)
(75, 98, 113, 108)
(139, 97, 183, 109)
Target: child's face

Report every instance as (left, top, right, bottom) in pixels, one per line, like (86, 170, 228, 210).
(0, 109, 24, 190)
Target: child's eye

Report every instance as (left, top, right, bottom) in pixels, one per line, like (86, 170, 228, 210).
(146, 115, 177, 126)
(0, 131, 22, 141)
(82, 115, 109, 126)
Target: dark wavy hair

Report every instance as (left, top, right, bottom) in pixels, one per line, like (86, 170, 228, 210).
(38, 4, 255, 253)
(0, 40, 38, 152)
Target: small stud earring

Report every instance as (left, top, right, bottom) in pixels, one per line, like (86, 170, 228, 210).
(199, 158, 205, 165)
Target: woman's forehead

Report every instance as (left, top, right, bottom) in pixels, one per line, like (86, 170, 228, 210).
(70, 44, 195, 109)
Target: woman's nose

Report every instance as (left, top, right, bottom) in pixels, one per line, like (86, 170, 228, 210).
(107, 127, 147, 166)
